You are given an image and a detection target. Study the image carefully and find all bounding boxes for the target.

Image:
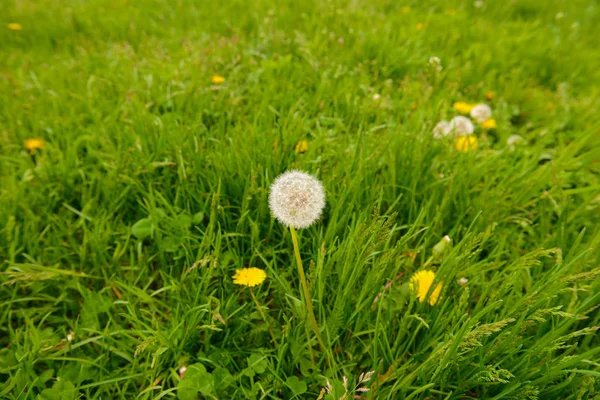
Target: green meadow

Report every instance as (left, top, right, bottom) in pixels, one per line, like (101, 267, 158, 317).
(1, 0, 599, 398)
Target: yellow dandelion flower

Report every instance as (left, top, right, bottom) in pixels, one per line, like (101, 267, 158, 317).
(409, 270, 443, 306)
(453, 101, 474, 114)
(233, 267, 266, 287)
(211, 75, 226, 84)
(485, 91, 495, 101)
(481, 119, 497, 130)
(416, 22, 424, 31)
(8, 23, 22, 31)
(400, 6, 411, 13)
(24, 138, 44, 152)
(446, 9, 456, 16)
(454, 135, 478, 152)
(295, 140, 308, 153)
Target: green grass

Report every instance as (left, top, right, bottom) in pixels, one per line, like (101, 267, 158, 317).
(1, 0, 600, 398)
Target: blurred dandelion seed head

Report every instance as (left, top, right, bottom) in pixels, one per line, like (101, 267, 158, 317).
(433, 120, 451, 139)
(471, 103, 493, 123)
(269, 170, 325, 229)
(450, 116, 474, 136)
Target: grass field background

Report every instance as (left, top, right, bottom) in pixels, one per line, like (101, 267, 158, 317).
(1, 0, 600, 398)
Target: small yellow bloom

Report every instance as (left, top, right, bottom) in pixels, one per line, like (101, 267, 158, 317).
(295, 140, 308, 153)
(400, 6, 411, 13)
(453, 102, 474, 114)
(8, 23, 22, 31)
(446, 9, 456, 15)
(454, 135, 478, 152)
(416, 22, 424, 31)
(233, 267, 266, 287)
(211, 75, 226, 84)
(409, 270, 442, 306)
(485, 91, 495, 101)
(481, 119, 497, 130)
(24, 138, 44, 152)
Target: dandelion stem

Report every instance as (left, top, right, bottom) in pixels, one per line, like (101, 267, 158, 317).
(289, 226, 328, 357)
(249, 288, 278, 346)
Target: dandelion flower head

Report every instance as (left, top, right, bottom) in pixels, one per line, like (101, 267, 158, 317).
(409, 270, 442, 305)
(449, 116, 474, 136)
(454, 135, 478, 152)
(481, 118, 497, 130)
(269, 170, 326, 229)
(211, 75, 226, 84)
(295, 140, 309, 153)
(24, 138, 44, 152)
(453, 102, 474, 114)
(233, 267, 267, 287)
(8, 23, 22, 31)
(470, 103, 492, 123)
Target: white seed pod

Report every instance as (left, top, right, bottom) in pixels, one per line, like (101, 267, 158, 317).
(470, 103, 492, 123)
(269, 170, 326, 229)
(449, 116, 474, 136)
(507, 134, 524, 146)
(433, 120, 451, 139)
(507, 134, 525, 150)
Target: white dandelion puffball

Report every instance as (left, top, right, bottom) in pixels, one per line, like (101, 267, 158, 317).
(269, 170, 326, 229)
(507, 134, 524, 148)
(449, 116, 474, 136)
(433, 120, 451, 139)
(470, 104, 492, 123)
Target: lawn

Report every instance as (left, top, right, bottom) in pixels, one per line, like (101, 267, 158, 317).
(1, 0, 599, 398)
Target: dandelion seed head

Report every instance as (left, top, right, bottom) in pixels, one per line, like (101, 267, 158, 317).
(269, 170, 325, 229)
(433, 120, 451, 139)
(429, 56, 441, 66)
(470, 103, 493, 123)
(449, 116, 474, 136)
(507, 134, 524, 147)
